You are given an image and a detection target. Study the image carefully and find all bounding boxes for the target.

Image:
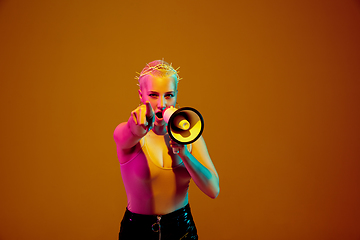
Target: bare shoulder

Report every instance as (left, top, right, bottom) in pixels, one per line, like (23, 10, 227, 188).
(113, 122, 127, 142)
(192, 136, 209, 153)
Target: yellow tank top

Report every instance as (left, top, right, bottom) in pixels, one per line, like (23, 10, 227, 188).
(120, 132, 192, 215)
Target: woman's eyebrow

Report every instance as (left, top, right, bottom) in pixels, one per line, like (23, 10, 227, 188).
(148, 91, 174, 94)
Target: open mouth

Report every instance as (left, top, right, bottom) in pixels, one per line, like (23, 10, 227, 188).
(155, 112, 163, 119)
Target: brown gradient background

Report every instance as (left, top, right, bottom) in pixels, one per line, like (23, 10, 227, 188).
(1, 0, 360, 239)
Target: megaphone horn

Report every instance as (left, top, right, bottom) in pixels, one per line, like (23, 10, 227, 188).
(163, 107, 204, 146)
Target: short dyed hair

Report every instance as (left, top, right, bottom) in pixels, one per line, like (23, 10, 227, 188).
(136, 60, 181, 88)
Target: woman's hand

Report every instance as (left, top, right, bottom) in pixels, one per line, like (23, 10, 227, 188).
(169, 139, 188, 156)
(129, 101, 155, 137)
(113, 101, 155, 152)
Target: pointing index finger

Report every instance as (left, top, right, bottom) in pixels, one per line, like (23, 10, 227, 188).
(145, 101, 154, 118)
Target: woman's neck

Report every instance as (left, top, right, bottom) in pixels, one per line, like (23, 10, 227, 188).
(152, 124, 167, 135)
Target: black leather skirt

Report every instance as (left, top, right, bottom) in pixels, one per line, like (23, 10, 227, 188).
(119, 204, 198, 240)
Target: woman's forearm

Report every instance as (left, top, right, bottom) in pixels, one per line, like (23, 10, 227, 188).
(113, 116, 146, 150)
(180, 151, 220, 199)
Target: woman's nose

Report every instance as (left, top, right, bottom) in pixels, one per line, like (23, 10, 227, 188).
(158, 97, 166, 109)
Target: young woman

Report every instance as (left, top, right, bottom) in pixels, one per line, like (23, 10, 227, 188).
(114, 60, 219, 240)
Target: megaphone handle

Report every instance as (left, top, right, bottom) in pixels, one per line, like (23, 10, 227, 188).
(172, 147, 180, 155)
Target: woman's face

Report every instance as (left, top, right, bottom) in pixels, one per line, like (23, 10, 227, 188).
(139, 74, 178, 125)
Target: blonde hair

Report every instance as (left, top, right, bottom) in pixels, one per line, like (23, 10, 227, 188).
(135, 60, 181, 88)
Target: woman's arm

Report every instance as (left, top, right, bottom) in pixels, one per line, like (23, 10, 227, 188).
(171, 136, 220, 199)
(113, 101, 154, 150)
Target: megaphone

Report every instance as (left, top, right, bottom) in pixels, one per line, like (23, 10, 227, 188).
(163, 107, 204, 151)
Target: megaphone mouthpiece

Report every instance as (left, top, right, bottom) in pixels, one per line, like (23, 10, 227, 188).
(163, 106, 177, 124)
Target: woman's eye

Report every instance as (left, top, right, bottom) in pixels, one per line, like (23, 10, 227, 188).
(165, 94, 174, 98)
(149, 94, 158, 97)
